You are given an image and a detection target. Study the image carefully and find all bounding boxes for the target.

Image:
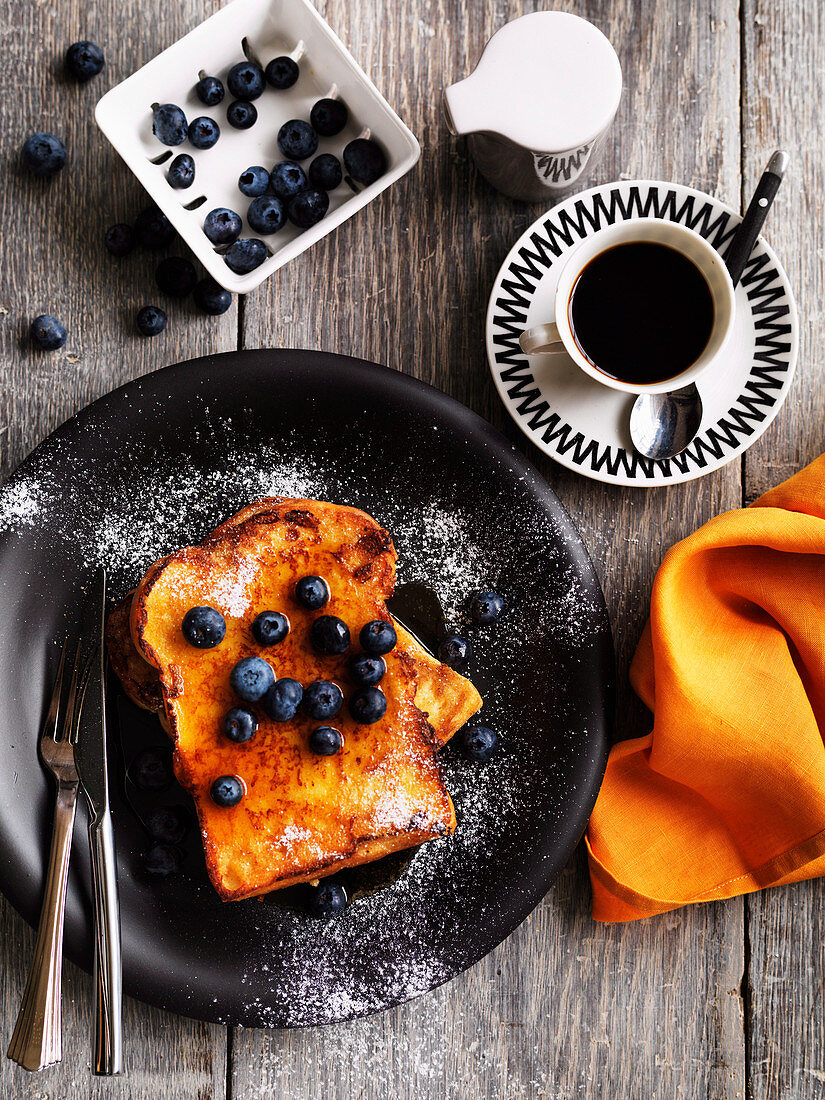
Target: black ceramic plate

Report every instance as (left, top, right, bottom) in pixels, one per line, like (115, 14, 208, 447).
(0, 350, 613, 1027)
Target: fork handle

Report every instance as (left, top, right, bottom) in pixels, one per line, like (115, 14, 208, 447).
(7, 781, 78, 1071)
(88, 810, 122, 1075)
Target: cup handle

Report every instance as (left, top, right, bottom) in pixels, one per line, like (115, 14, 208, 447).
(519, 322, 566, 355)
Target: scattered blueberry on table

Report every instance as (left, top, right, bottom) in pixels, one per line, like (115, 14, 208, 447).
(311, 615, 351, 656)
(21, 133, 67, 177)
(349, 685, 387, 725)
(129, 747, 173, 791)
(104, 222, 135, 257)
(277, 119, 318, 161)
(227, 60, 265, 100)
(309, 153, 342, 191)
(309, 726, 343, 757)
(270, 160, 308, 200)
(295, 575, 330, 609)
(302, 680, 344, 720)
(311, 880, 347, 917)
(181, 605, 226, 647)
(238, 165, 270, 197)
(360, 620, 397, 656)
(265, 55, 299, 89)
(348, 653, 386, 687)
(134, 205, 176, 249)
(470, 590, 505, 624)
(210, 775, 244, 807)
(438, 633, 472, 669)
(224, 238, 267, 274)
(343, 138, 387, 185)
(155, 255, 197, 297)
(251, 609, 290, 645)
(310, 98, 348, 136)
(167, 152, 195, 189)
(195, 74, 224, 106)
(226, 100, 257, 129)
(203, 207, 242, 245)
(65, 40, 104, 82)
(135, 305, 167, 337)
(143, 842, 182, 875)
(194, 277, 232, 316)
(247, 194, 286, 235)
(187, 116, 220, 149)
(230, 656, 275, 702)
(263, 677, 303, 721)
(30, 314, 67, 350)
(223, 706, 258, 744)
(152, 103, 188, 146)
(288, 189, 329, 229)
(145, 805, 189, 844)
(459, 724, 499, 763)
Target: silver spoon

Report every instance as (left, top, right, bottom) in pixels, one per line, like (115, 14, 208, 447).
(629, 150, 788, 461)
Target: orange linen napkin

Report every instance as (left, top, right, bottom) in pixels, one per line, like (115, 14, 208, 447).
(586, 454, 825, 922)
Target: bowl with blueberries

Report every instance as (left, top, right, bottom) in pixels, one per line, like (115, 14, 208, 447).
(94, 0, 420, 292)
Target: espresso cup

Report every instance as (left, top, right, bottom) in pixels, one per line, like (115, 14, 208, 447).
(518, 218, 736, 394)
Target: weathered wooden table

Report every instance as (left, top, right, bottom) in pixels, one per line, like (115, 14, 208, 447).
(1, 0, 822, 1095)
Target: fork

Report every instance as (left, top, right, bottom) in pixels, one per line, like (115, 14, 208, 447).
(7, 642, 81, 1072)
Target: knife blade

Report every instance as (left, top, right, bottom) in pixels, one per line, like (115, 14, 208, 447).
(74, 567, 123, 1076)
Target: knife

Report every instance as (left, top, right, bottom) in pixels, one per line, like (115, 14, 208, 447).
(75, 568, 123, 1076)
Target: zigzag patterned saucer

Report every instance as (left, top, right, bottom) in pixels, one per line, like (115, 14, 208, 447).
(486, 180, 799, 487)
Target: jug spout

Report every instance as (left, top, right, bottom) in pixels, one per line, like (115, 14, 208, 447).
(443, 75, 481, 137)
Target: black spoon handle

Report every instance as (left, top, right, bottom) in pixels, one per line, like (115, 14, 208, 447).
(725, 150, 788, 287)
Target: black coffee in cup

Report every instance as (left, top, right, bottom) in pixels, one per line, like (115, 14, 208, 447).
(567, 242, 715, 385)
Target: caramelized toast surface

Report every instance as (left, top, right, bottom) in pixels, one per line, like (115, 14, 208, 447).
(121, 498, 481, 901)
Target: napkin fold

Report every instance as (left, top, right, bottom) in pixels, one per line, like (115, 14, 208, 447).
(586, 455, 825, 922)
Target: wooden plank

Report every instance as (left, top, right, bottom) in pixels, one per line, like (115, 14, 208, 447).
(236, 0, 746, 1097)
(741, 2, 825, 1098)
(0, 0, 234, 1092)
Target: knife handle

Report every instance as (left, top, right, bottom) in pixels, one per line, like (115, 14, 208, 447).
(88, 811, 122, 1075)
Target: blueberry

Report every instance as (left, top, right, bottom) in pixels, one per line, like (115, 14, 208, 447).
(251, 610, 289, 646)
(295, 575, 329, 609)
(309, 153, 342, 191)
(30, 315, 67, 351)
(459, 724, 499, 764)
(21, 133, 67, 177)
(188, 116, 220, 149)
(265, 55, 299, 89)
(152, 103, 188, 146)
(302, 680, 343, 720)
(134, 205, 175, 249)
(310, 98, 348, 137)
(230, 656, 275, 702)
(226, 100, 257, 129)
(181, 605, 226, 647)
(343, 138, 386, 185)
(470, 590, 505, 624)
(247, 194, 286, 235)
(309, 726, 343, 756)
(104, 223, 135, 257)
(145, 805, 189, 843)
(65, 41, 104, 82)
(210, 775, 244, 807)
(155, 256, 197, 298)
(196, 75, 224, 106)
(311, 879, 347, 917)
(263, 678, 303, 721)
(310, 615, 350, 656)
(288, 189, 329, 229)
(238, 165, 270, 197)
(203, 207, 242, 245)
(223, 706, 258, 743)
(277, 119, 318, 161)
(347, 653, 385, 687)
(349, 686, 387, 725)
(360, 620, 397, 656)
(228, 60, 265, 100)
(269, 161, 308, 201)
(136, 305, 167, 337)
(224, 238, 267, 274)
(167, 153, 195, 189)
(129, 747, 173, 791)
(438, 633, 471, 669)
(143, 842, 182, 875)
(194, 277, 232, 316)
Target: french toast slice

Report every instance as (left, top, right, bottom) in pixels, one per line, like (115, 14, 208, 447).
(119, 498, 481, 902)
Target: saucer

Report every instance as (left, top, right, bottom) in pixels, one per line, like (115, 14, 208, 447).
(486, 179, 799, 487)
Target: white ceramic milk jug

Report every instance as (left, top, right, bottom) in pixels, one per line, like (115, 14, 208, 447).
(443, 12, 622, 203)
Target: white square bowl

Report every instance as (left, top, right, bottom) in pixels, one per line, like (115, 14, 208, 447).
(95, 0, 420, 293)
